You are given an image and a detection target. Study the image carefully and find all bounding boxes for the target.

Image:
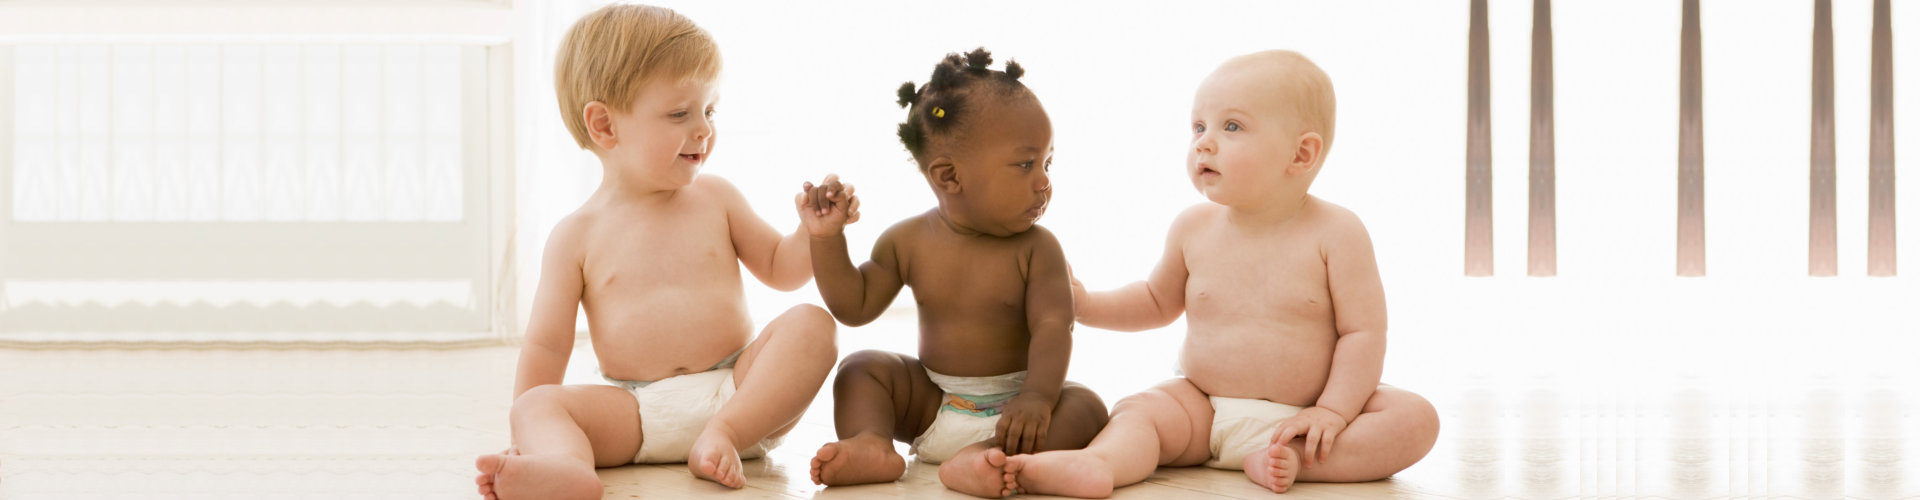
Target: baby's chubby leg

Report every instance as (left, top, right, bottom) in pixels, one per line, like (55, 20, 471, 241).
(1005, 378, 1214, 498)
(689, 304, 838, 489)
(1281, 385, 1439, 484)
(810, 350, 945, 486)
(475, 384, 640, 500)
(941, 384, 1108, 498)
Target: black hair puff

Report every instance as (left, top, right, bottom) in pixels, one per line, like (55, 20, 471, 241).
(896, 81, 918, 108)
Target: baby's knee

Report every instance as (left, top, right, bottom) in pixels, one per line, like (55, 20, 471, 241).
(1113, 389, 1176, 415)
(1374, 387, 1441, 441)
(1057, 384, 1111, 423)
(781, 303, 836, 332)
(833, 350, 899, 387)
(778, 304, 838, 355)
(1402, 391, 1441, 438)
(510, 384, 570, 417)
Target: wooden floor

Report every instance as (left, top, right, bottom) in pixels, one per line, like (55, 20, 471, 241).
(2, 307, 1917, 499)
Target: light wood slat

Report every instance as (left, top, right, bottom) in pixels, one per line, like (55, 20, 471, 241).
(1529, 0, 1557, 276)
(1811, 0, 1838, 277)
(1466, 0, 1493, 277)
(1868, 0, 1897, 276)
(1678, 0, 1705, 276)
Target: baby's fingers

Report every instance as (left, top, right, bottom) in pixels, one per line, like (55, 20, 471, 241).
(1002, 419, 1025, 455)
(1304, 426, 1323, 468)
(1030, 423, 1048, 454)
(1017, 418, 1040, 454)
(1319, 427, 1339, 464)
(1006, 411, 1021, 444)
(1271, 422, 1301, 445)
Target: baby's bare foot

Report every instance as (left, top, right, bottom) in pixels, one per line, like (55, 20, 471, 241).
(474, 452, 601, 500)
(1004, 451, 1114, 498)
(1243, 442, 1301, 493)
(689, 425, 745, 489)
(938, 445, 1015, 498)
(809, 433, 905, 486)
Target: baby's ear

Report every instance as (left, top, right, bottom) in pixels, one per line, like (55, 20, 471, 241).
(1288, 132, 1324, 175)
(584, 101, 618, 151)
(927, 158, 962, 194)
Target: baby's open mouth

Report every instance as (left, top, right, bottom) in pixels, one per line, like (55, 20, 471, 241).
(680, 153, 703, 162)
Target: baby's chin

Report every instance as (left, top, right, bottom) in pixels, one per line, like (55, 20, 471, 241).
(1195, 184, 1243, 207)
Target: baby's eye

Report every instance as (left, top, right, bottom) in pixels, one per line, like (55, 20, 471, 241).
(669, 110, 689, 119)
(1019, 161, 1035, 170)
(704, 107, 717, 118)
(1192, 122, 1206, 134)
(1225, 121, 1242, 132)
(1043, 158, 1053, 172)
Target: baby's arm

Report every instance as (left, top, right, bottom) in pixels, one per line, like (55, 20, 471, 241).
(1316, 213, 1388, 421)
(999, 228, 1074, 454)
(513, 217, 587, 399)
(1074, 205, 1205, 331)
(712, 176, 823, 292)
(801, 193, 903, 326)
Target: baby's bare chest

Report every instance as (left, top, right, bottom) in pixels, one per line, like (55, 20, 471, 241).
(1184, 234, 1331, 320)
(903, 240, 1030, 314)
(582, 209, 737, 290)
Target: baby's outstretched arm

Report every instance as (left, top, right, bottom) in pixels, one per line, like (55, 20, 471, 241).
(800, 181, 901, 326)
(998, 228, 1075, 454)
(513, 217, 587, 398)
(1074, 205, 1206, 331)
(719, 175, 839, 291)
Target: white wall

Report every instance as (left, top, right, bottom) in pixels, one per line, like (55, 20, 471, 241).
(506, 0, 1917, 387)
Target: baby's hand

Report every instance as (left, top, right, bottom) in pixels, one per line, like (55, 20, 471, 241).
(1269, 406, 1348, 469)
(995, 393, 1055, 455)
(796, 174, 861, 236)
(1067, 263, 1088, 319)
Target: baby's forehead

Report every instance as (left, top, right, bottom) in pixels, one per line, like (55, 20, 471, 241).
(1196, 57, 1327, 118)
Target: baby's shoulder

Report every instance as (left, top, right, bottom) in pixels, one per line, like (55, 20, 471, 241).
(1301, 197, 1373, 249)
(875, 210, 941, 246)
(540, 208, 600, 262)
(1303, 197, 1366, 230)
(1014, 223, 1062, 247)
(684, 174, 746, 207)
(1167, 202, 1227, 240)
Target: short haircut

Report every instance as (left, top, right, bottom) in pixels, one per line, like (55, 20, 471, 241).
(893, 47, 1032, 170)
(553, 4, 721, 150)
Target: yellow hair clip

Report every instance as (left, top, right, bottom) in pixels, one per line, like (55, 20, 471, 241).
(932, 106, 946, 118)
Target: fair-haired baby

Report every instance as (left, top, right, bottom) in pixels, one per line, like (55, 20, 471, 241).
(474, 5, 844, 498)
(1004, 50, 1441, 497)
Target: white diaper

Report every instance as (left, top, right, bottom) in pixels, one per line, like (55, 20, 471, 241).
(1204, 396, 1305, 470)
(606, 352, 781, 464)
(909, 368, 1027, 464)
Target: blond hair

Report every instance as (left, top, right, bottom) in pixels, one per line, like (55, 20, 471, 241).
(1222, 50, 1337, 159)
(554, 4, 721, 150)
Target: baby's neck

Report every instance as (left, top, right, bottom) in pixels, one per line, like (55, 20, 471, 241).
(930, 208, 986, 237)
(1225, 193, 1311, 228)
(592, 179, 681, 206)
(593, 165, 687, 204)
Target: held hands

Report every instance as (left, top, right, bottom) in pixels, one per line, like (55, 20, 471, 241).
(1269, 406, 1349, 469)
(995, 392, 1056, 455)
(796, 174, 861, 236)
